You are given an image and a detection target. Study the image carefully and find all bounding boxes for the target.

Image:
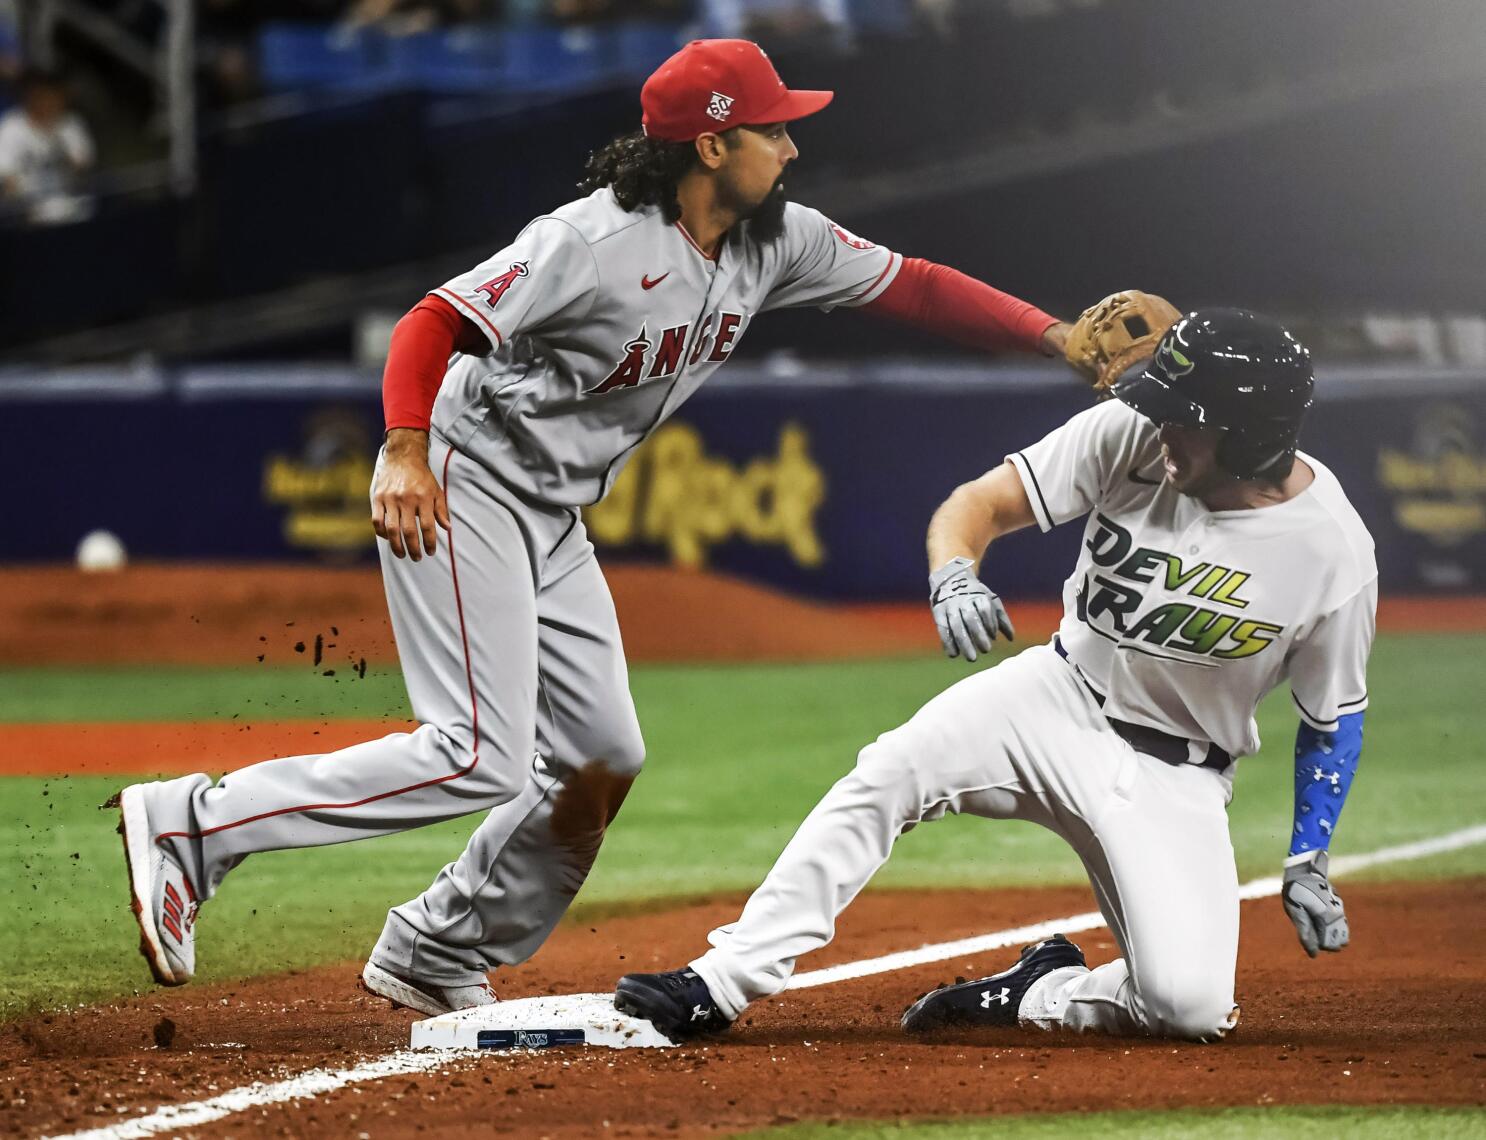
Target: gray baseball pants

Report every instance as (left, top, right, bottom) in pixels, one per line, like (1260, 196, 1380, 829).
(148, 435, 645, 985)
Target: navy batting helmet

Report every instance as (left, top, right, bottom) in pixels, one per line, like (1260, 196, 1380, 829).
(1115, 308, 1314, 481)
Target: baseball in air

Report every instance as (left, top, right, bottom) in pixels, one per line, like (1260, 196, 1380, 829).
(76, 529, 128, 572)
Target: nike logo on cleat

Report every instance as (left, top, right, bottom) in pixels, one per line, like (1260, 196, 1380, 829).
(641, 273, 670, 290)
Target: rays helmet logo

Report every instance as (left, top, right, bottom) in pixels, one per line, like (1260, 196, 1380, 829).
(1154, 321, 1197, 379)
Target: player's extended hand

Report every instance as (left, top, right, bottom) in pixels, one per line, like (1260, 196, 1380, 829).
(1281, 850, 1350, 958)
(371, 428, 451, 561)
(928, 557, 1015, 662)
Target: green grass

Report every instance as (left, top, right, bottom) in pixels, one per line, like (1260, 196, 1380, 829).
(0, 633, 1481, 1016)
(739, 1107, 1486, 1139)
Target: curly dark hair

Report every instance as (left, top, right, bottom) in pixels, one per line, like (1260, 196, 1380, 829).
(579, 129, 736, 221)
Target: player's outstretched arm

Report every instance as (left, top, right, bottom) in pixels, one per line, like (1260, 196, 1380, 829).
(1281, 711, 1364, 957)
(1040, 321, 1072, 357)
(924, 462, 1038, 661)
(862, 258, 1062, 357)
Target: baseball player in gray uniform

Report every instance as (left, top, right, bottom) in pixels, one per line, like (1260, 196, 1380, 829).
(617, 309, 1375, 1043)
(116, 39, 1093, 1013)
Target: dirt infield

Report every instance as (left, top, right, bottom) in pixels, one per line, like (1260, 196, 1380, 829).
(5, 564, 1484, 669)
(3, 881, 1482, 1139)
(0, 564, 946, 667)
(0, 720, 417, 777)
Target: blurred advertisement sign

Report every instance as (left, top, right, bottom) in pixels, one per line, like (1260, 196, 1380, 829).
(585, 421, 826, 570)
(1376, 403, 1486, 589)
(262, 409, 378, 557)
(10, 364, 1486, 598)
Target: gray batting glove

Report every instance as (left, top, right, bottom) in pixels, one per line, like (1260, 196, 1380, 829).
(928, 557, 1015, 663)
(1282, 850, 1350, 958)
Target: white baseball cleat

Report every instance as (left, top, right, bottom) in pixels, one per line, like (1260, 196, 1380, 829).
(361, 960, 498, 1016)
(117, 783, 199, 986)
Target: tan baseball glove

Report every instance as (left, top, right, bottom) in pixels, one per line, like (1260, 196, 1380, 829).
(1064, 290, 1183, 394)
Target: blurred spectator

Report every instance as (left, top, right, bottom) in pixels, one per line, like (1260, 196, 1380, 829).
(913, 0, 956, 36)
(547, 0, 693, 22)
(0, 68, 96, 225)
(199, 0, 262, 109)
(340, 0, 493, 36)
(199, 0, 351, 107)
(0, 1, 19, 90)
(700, 0, 851, 44)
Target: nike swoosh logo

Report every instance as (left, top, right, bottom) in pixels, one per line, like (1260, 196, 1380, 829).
(1128, 466, 1163, 486)
(641, 273, 670, 290)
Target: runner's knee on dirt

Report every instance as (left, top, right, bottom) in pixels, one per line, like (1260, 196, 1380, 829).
(1132, 965, 1237, 1042)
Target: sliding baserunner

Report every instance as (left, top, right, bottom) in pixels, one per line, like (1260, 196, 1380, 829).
(617, 309, 1374, 1042)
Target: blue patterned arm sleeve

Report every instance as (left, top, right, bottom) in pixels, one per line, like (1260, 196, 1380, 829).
(1289, 711, 1364, 858)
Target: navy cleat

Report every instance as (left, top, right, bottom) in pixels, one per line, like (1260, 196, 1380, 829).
(615, 968, 731, 1041)
(901, 934, 1086, 1032)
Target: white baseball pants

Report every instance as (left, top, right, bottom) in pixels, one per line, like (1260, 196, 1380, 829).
(691, 644, 1241, 1041)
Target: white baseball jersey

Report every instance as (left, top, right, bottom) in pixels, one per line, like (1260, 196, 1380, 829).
(0, 107, 93, 199)
(428, 189, 900, 507)
(1007, 399, 1377, 759)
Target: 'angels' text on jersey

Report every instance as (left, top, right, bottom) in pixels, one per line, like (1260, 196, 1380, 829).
(425, 190, 901, 508)
(591, 313, 747, 394)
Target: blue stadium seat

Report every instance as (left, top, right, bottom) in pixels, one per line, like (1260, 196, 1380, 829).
(385, 27, 505, 94)
(257, 20, 686, 97)
(501, 25, 617, 95)
(258, 24, 384, 91)
(612, 21, 688, 83)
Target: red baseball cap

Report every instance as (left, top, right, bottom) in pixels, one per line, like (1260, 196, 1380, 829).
(641, 39, 834, 143)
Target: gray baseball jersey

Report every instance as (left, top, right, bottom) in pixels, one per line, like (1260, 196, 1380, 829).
(429, 188, 901, 505)
(130, 191, 905, 995)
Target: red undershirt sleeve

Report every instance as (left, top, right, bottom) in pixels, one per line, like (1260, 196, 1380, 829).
(862, 257, 1059, 354)
(382, 295, 488, 431)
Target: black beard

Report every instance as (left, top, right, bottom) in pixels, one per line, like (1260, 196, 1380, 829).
(744, 180, 790, 242)
(745, 181, 789, 242)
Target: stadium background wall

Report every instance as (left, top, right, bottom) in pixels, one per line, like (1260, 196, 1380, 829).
(9, 363, 1485, 599)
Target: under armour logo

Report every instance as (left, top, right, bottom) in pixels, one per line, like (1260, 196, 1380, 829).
(980, 987, 1011, 1008)
(707, 91, 734, 121)
(690, 1004, 711, 1021)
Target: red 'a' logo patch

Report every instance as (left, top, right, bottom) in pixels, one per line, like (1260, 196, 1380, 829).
(590, 327, 653, 394)
(474, 261, 529, 309)
(829, 224, 874, 251)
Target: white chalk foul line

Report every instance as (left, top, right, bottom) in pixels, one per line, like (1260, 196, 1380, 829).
(787, 823, 1486, 990)
(45, 1050, 461, 1140)
(42, 822, 1486, 1140)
